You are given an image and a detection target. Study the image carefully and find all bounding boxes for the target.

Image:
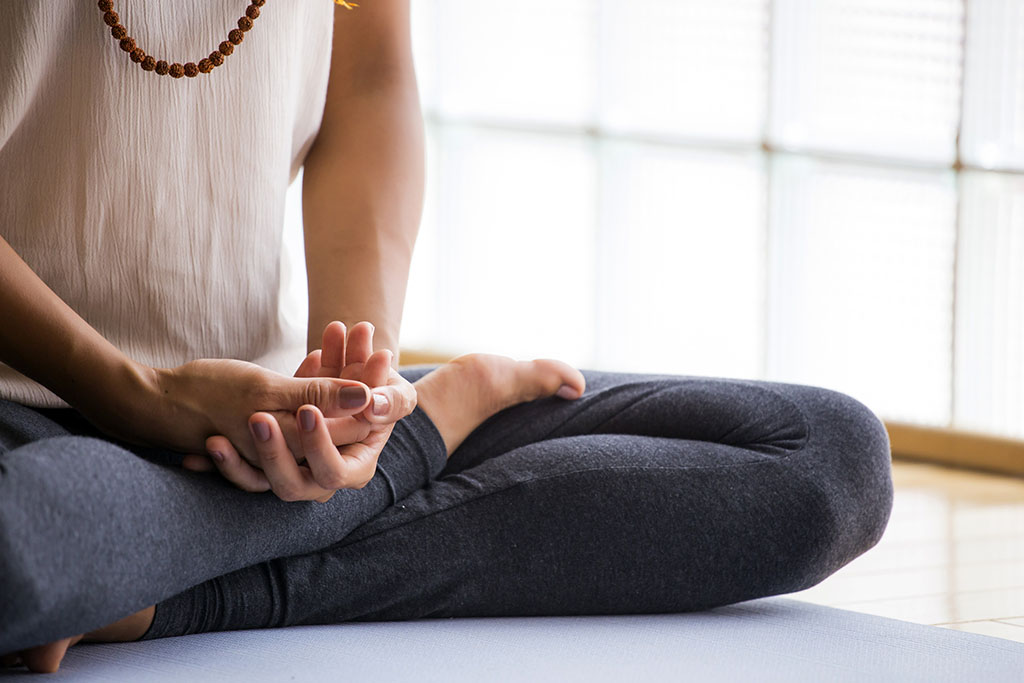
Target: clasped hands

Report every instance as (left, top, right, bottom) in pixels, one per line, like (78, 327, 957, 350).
(173, 321, 415, 502)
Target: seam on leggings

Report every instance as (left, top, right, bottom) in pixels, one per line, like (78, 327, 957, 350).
(574, 383, 670, 438)
(738, 383, 813, 456)
(562, 380, 813, 458)
(373, 463, 399, 506)
(519, 382, 670, 454)
(341, 457, 792, 548)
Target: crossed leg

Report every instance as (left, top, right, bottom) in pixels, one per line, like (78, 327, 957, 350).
(143, 367, 893, 637)
(0, 354, 585, 669)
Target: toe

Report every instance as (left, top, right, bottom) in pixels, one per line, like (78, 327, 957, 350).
(531, 359, 586, 400)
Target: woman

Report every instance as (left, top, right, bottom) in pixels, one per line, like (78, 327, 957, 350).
(0, 0, 894, 673)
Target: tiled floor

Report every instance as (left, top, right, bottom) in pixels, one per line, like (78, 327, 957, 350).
(792, 460, 1024, 643)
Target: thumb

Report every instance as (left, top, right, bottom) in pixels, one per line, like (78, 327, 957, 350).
(273, 376, 371, 417)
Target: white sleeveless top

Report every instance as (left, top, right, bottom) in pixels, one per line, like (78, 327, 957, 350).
(0, 1, 333, 407)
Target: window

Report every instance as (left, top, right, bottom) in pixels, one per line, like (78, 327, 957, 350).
(286, 0, 1024, 440)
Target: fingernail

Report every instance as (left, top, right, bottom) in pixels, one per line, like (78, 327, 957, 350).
(556, 385, 580, 400)
(339, 385, 368, 408)
(372, 392, 389, 416)
(209, 450, 225, 463)
(299, 407, 316, 432)
(251, 421, 271, 442)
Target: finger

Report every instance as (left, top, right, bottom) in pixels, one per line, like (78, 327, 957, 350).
(272, 410, 374, 453)
(249, 413, 332, 502)
(364, 383, 412, 425)
(319, 321, 347, 376)
(322, 415, 374, 443)
(205, 436, 271, 493)
(273, 376, 370, 419)
(345, 321, 374, 366)
(182, 453, 217, 472)
(271, 411, 306, 464)
(334, 426, 391, 488)
(364, 366, 417, 424)
(294, 349, 323, 378)
(363, 349, 392, 388)
(297, 405, 364, 490)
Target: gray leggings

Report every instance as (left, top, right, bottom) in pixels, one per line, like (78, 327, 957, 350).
(0, 368, 893, 652)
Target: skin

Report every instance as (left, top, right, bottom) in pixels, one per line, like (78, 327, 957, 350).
(301, 0, 424, 358)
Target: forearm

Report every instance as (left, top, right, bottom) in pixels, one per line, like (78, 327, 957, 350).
(301, 70, 424, 358)
(0, 235, 151, 418)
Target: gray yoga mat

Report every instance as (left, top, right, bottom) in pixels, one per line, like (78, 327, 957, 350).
(8, 598, 1023, 682)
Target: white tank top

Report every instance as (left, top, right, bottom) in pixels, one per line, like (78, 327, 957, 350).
(0, 0, 333, 407)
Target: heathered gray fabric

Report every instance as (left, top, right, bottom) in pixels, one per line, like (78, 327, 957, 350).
(0, 390, 445, 653)
(0, 368, 892, 651)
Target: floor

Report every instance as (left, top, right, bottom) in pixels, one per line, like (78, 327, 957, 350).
(793, 460, 1024, 643)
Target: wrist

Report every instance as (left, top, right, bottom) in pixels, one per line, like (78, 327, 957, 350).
(74, 356, 162, 443)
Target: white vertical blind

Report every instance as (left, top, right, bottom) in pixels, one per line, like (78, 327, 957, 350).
(599, 0, 769, 143)
(767, 157, 957, 425)
(276, 0, 1024, 439)
(426, 126, 598, 364)
(770, 0, 964, 163)
(961, 0, 1024, 170)
(432, 0, 597, 126)
(596, 144, 766, 377)
(956, 172, 1024, 439)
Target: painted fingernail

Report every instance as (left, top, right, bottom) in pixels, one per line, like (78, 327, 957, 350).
(372, 392, 389, 416)
(556, 385, 580, 400)
(251, 421, 271, 442)
(339, 385, 368, 408)
(209, 450, 225, 463)
(299, 407, 316, 432)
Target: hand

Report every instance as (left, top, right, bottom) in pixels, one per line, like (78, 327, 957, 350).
(95, 356, 375, 471)
(184, 321, 417, 502)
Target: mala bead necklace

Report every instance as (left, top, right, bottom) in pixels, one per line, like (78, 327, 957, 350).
(97, 0, 360, 79)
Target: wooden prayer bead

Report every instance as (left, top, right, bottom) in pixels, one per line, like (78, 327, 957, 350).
(97, 0, 279, 79)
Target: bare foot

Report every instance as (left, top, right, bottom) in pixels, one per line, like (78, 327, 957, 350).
(413, 353, 586, 457)
(3, 606, 154, 674)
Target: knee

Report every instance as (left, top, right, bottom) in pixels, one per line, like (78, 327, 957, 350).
(784, 386, 894, 586)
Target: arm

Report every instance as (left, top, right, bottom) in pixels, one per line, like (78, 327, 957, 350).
(0, 233, 377, 499)
(0, 235, 151, 430)
(302, 0, 424, 359)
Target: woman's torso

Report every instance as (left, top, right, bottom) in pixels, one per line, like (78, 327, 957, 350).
(0, 0, 333, 407)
